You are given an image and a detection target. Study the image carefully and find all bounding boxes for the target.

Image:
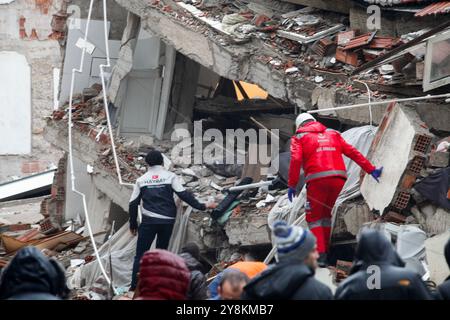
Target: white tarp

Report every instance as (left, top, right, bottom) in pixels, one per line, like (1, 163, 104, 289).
(68, 202, 188, 291)
(68, 222, 137, 290)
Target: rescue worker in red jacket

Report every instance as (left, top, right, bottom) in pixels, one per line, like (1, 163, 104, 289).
(288, 113, 382, 265)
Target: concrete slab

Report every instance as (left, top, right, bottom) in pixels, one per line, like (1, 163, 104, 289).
(361, 103, 433, 214)
(425, 231, 450, 285)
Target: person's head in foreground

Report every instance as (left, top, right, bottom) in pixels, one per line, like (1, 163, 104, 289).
(217, 269, 250, 300)
(241, 221, 333, 300)
(273, 220, 319, 269)
(334, 229, 434, 300)
(0, 246, 69, 300)
(135, 249, 190, 300)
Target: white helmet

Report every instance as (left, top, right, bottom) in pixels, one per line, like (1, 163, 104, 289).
(295, 113, 316, 128)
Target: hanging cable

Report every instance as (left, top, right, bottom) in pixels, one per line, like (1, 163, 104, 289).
(99, 0, 133, 187)
(67, 0, 118, 294)
(307, 92, 450, 114)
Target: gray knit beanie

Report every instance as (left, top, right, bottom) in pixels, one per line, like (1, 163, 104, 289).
(273, 220, 316, 261)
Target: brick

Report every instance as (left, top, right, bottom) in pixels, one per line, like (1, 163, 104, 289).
(98, 133, 111, 145)
(19, 16, 28, 39)
(21, 160, 48, 174)
(30, 28, 39, 40)
(400, 173, 417, 190)
(336, 47, 359, 66)
(35, 0, 53, 15)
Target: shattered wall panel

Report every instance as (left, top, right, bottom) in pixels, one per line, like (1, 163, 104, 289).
(361, 103, 433, 214)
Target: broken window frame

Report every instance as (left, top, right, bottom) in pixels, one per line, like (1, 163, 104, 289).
(423, 29, 450, 92)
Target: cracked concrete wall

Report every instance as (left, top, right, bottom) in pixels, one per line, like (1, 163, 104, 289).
(0, 0, 64, 181)
(111, 0, 450, 133)
(113, 0, 310, 108)
(44, 121, 133, 213)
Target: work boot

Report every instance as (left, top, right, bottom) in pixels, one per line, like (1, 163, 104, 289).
(318, 253, 328, 268)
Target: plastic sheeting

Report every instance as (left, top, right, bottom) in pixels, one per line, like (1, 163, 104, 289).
(268, 125, 377, 230)
(68, 201, 191, 291)
(68, 222, 137, 290)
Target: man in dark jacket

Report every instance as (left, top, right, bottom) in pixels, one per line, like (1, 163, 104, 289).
(129, 150, 217, 290)
(335, 229, 433, 300)
(179, 242, 208, 300)
(134, 249, 190, 300)
(437, 237, 450, 300)
(0, 246, 69, 300)
(242, 220, 333, 300)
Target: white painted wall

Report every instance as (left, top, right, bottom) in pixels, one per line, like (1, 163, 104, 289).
(0, 51, 31, 155)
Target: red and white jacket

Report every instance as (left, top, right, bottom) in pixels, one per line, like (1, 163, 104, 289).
(288, 122, 375, 188)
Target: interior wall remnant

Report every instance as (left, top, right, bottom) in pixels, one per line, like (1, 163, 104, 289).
(69, 0, 128, 40)
(117, 26, 176, 139)
(86, 186, 111, 235)
(196, 65, 220, 99)
(59, 18, 120, 104)
(108, 202, 129, 231)
(108, 12, 140, 106)
(164, 53, 201, 134)
(64, 154, 92, 222)
(0, 51, 31, 155)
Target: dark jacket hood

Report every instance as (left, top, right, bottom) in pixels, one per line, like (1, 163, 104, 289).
(243, 260, 314, 299)
(350, 229, 405, 274)
(0, 246, 69, 300)
(296, 121, 327, 134)
(179, 252, 203, 272)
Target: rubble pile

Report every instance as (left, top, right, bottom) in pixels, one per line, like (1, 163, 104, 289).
(146, 0, 434, 92)
(49, 89, 285, 254)
(0, 202, 93, 273)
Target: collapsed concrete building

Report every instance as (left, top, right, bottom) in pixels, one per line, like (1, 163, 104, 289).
(1, 0, 450, 294)
(46, 0, 450, 260)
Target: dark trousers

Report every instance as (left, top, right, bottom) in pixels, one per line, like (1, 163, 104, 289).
(130, 221, 174, 290)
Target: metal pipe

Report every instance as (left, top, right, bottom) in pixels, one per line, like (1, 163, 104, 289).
(227, 180, 274, 192)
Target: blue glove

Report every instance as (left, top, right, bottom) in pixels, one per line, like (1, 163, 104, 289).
(371, 167, 383, 183)
(288, 187, 296, 202)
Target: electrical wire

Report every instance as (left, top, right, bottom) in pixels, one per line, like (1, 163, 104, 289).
(307, 92, 450, 114)
(354, 80, 373, 127)
(98, 0, 133, 187)
(67, 0, 118, 295)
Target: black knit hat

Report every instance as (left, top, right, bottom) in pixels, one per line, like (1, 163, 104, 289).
(145, 150, 163, 166)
